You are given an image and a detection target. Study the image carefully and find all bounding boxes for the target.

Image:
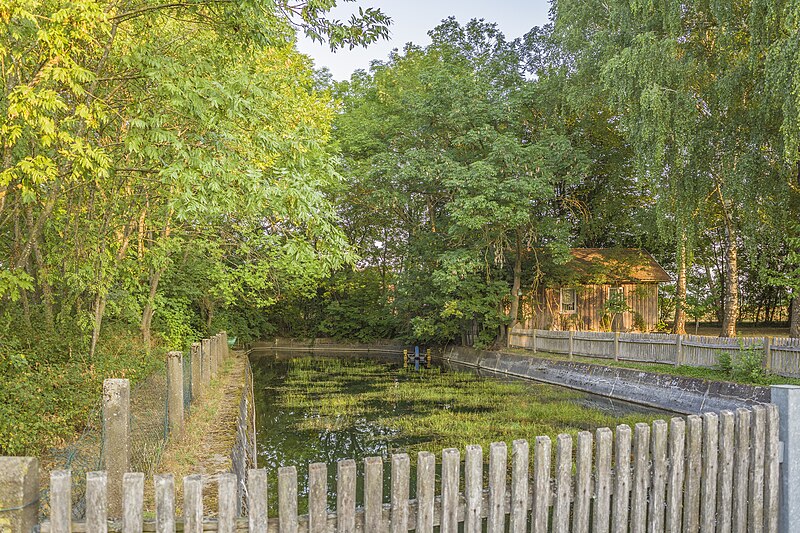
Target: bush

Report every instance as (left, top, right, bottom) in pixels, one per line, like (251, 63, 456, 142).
(0, 325, 163, 455)
(716, 344, 766, 384)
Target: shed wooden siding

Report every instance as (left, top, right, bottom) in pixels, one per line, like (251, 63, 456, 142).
(523, 283, 660, 332)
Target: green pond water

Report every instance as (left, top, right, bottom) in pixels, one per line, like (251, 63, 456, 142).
(250, 348, 671, 513)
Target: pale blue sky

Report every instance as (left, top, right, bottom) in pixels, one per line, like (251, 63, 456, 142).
(296, 0, 552, 80)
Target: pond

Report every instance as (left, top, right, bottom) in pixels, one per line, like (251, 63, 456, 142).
(250, 347, 672, 513)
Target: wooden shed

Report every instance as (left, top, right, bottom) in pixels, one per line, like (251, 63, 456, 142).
(521, 248, 671, 332)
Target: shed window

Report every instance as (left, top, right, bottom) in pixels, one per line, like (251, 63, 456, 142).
(609, 286, 624, 300)
(560, 288, 576, 313)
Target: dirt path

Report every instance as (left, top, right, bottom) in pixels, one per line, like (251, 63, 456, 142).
(146, 351, 248, 515)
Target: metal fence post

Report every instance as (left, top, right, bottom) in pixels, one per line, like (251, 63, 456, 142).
(532, 329, 537, 353)
(191, 342, 202, 401)
(614, 332, 620, 361)
(772, 384, 800, 533)
(0, 457, 39, 533)
(675, 334, 683, 366)
(103, 378, 130, 517)
(167, 351, 184, 435)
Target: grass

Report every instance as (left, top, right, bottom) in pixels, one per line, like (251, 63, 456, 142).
(501, 347, 800, 387)
(152, 356, 243, 516)
(266, 357, 666, 457)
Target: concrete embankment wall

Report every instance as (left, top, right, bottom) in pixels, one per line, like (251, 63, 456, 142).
(444, 346, 771, 414)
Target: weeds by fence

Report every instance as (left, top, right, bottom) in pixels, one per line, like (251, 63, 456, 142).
(36, 332, 232, 521)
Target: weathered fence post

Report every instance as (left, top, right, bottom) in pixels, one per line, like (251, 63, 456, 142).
(0, 457, 39, 533)
(614, 332, 620, 361)
(675, 334, 684, 366)
(167, 351, 184, 434)
(191, 342, 202, 401)
(568, 330, 574, 360)
(772, 384, 800, 533)
(206, 339, 216, 387)
(212, 335, 219, 377)
(532, 329, 537, 353)
(765, 336, 773, 372)
(103, 378, 130, 517)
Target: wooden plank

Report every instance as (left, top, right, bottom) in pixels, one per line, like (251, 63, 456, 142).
(248, 469, 268, 533)
(50, 470, 72, 533)
(683, 415, 702, 532)
(594, 427, 613, 533)
(364, 457, 384, 533)
(630, 423, 650, 533)
(572, 432, 592, 533)
(553, 434, 572, 533)
(154, 474, 175, 533)
(390, 454, 410, 533)
(308, 463, 327, 533)
(700, 412, 719, 533)
(717, 411, 735, 533)
(748, 405, 766, 533)
(464, 445, 482, 533)
(732, 408, 751, 533)
(416, 452, 435, 533)
(441, 448, 460, 533)
(612, 425, 631, 533)
(337, 459, 356, 533)
(488, 442, 507, 533)
(764, 404, 780, 532)
(649, 419, 668, 533)
(121, 473, 144, 533)
(665, 417, 686, 532)
(532, 436, 552, 533)
(278, 466, 298, 533)
(218, 473, 237, 533)
(86, 471, 107, 533)
(509, 440, 529, 533)
(183, 474, 203, 533)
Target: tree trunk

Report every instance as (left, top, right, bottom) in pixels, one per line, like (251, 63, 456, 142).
(140, 267, 164, 350)
(673, 233, 687, 334)
(507, 231, 523, 346)
(90, 295, 106, 359)
(791, 292, 800, 338)
(720, 217, 739, 337)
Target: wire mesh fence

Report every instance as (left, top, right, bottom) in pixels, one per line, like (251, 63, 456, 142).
(129, 361, 169, 478)
(39, 403, 103, 520)
(183, 348, 193, 415)
(40, 360, 171, 521)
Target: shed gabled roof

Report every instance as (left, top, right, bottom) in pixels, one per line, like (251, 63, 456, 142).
(564, 248, 672, 283)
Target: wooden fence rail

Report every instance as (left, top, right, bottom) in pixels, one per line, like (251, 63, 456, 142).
(37, 405, 778, 533)
(509, 327, 800, 378)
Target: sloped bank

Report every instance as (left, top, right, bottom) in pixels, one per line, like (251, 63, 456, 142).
(443, 346, 770, 414)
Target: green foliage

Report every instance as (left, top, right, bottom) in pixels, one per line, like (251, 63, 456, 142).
(0, 327, 163, 455)
(716, 345, 767, 384)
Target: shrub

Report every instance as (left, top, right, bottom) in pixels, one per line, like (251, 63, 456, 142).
(716, 344, 766, 384)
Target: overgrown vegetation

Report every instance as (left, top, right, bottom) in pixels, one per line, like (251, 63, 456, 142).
(0, 326, 163, 455)
(717, 345, 768, 384)
(260, 357, 664, 456)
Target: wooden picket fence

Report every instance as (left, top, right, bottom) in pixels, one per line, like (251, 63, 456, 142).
(509, 327, 800, 377)
(38, 405, 778, 533)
